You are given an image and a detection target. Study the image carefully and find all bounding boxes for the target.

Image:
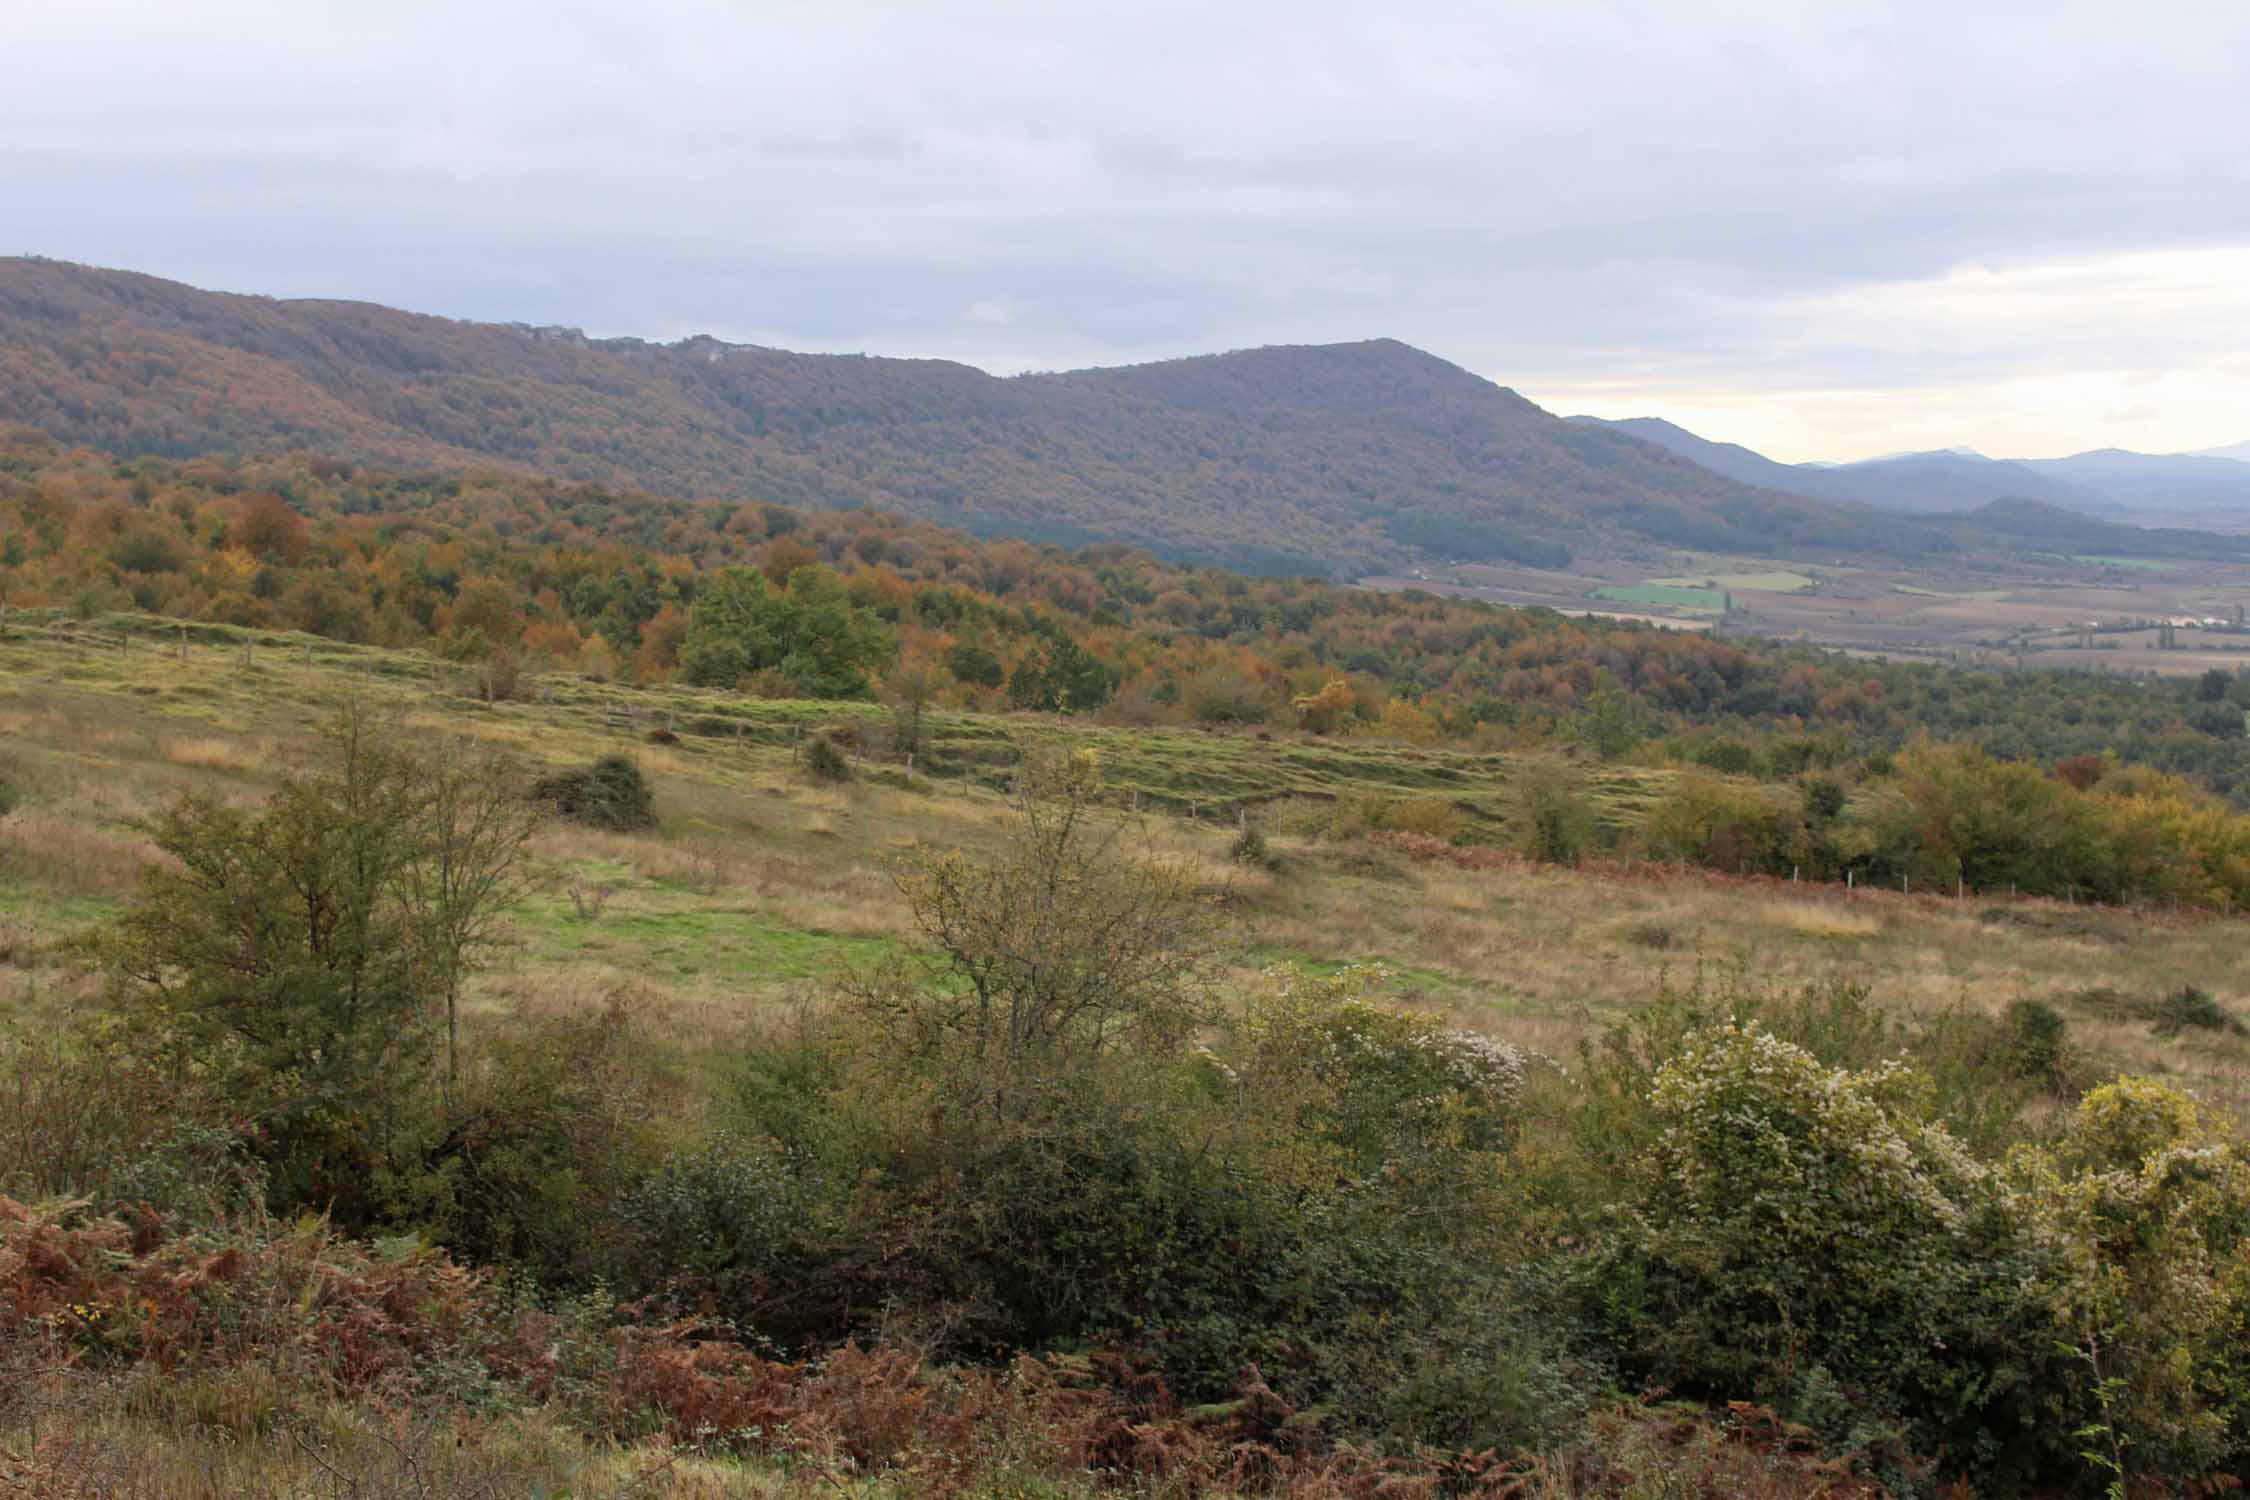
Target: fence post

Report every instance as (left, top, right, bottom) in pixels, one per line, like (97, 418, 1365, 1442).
(1847, 869, 1854, 891)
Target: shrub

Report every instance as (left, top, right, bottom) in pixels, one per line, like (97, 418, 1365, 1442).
(1998, 997, 2073, 1086)
(803, 734, 852, 781)
(2152, 982, 2241, 1036)
(1801, 772, 1848, 824)
(2061, 981, 2246, 1039)
(2024, 1079, 2250, 1482)
(1509, 758, 1593, 864)
(1233, 964, 1530, 1163)
(1588, 1024, 2059, 1483)
(1622, 920, 1678, 950)
(1377, 795, 1463, 840)
(1642, 768, 1802, 874)
(531, 754, 657, 831)
(797, 761, 1558, 1419)
(420, 994, 659, 1283)
(470, 645, 528, 702)
(0, 1037, 261, 1221)
(1573, 975, 2049, 1170)
(1229, 824, 1279, 870)
(675, 564, 895, 698)
(610, 1132, 835, 1336)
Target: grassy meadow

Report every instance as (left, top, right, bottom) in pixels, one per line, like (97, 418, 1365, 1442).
(6, 612, 2246, 1118)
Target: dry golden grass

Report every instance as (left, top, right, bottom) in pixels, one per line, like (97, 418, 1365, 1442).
(0, 813, 161, 902)
(158, 734, 263, 772)
(1755, 898, 1885, 940)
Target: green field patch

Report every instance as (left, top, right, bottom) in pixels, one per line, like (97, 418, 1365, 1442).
(1647, 570, 1813, 593)
(1590, 584, 1728, 613)
(516, 890, 900, 988)
(2072, 555, 2182, 572)
(1246, 949, 1482, 1003)
(1892, 584, 2013, 601)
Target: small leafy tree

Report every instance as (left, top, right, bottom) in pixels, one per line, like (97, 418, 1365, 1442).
(97, 706, 535, 1221)
(1579, 671, 1644, 760)
(397, 734, 541, 1094)
(884, 662, 944, 762)
(1510, 756, 1595, 864)
(847, 750, 1220, 1099)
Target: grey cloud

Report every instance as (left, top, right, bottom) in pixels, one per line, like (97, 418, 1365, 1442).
(6, 0, 2250, 454)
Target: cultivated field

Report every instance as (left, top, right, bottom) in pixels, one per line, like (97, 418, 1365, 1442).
(1370, 548, 2250, 674)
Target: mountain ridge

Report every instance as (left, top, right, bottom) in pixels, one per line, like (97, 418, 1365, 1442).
(1571, 411, 2250, 519)
(1567, 414, 2126, 516)
(9, 257, 2246, 570)
(0, 256, 1969, 573)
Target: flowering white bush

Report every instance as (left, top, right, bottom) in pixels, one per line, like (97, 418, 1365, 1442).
(1231, 964, 1532, 1163)
(1603, 1022, 2055, 1477)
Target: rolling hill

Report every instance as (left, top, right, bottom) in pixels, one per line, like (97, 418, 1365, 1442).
(0, 256, 1970, 574)
(2018, 448, 2250, 511)
(1568, 415, 2123, 515)
(1575, 413, 2250, 521)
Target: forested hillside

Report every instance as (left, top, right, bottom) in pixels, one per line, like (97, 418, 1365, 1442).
(8, 432, 2250, 806)
(0, 257, 1988, 572)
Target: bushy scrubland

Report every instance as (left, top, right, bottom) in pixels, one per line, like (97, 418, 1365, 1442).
(6, 720, 2250, 1496)
(1307, 736, 2250, 912)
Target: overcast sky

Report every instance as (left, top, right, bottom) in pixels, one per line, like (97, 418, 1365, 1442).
(9, 0, 2250, 463)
